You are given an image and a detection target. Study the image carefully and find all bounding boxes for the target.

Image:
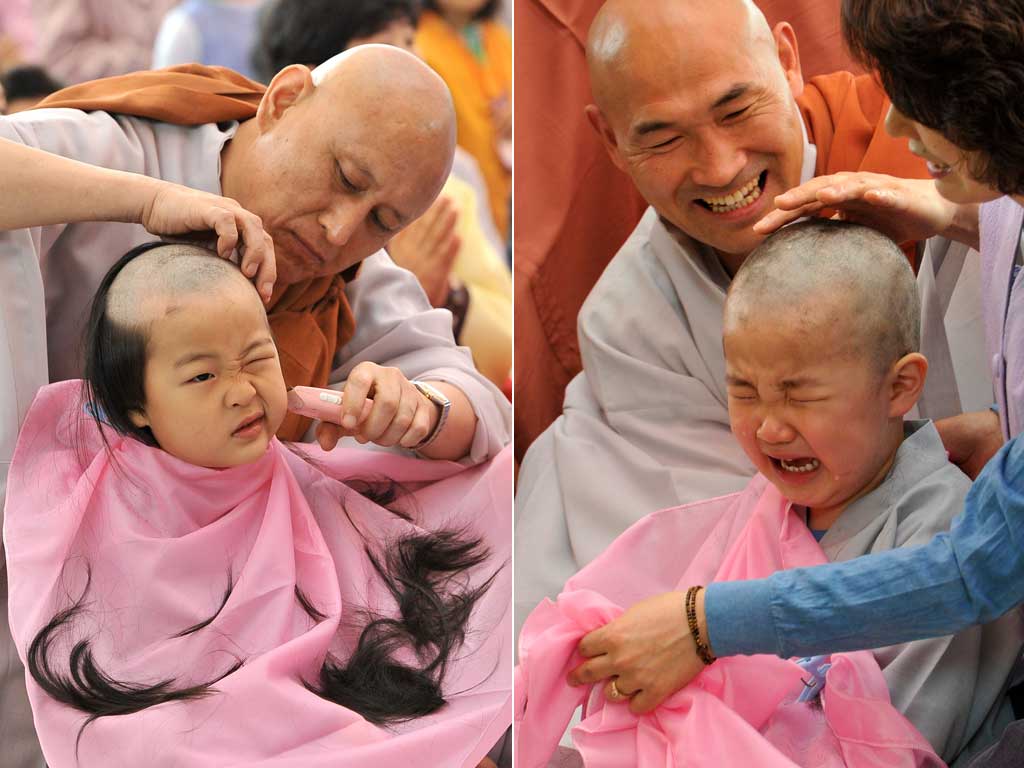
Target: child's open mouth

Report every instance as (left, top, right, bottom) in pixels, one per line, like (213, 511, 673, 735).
(768, 455, 822, 482)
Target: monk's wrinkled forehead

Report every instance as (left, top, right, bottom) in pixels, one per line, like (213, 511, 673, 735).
(587, 0, 776, 120)
(307, 44, 456, 210)
(106, 244, 254, 330)
(312, 45, 455, 149)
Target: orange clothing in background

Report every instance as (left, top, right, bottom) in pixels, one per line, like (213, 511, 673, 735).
(514, 1, 914, 463)
(417, 10, 512, 240)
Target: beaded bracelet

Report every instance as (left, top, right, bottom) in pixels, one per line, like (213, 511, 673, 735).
(685, 586, 716, 666)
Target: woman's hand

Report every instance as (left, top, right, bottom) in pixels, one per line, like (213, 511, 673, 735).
(936, 409, 1005, 479)
(567, 591, 707, 714)
(139, 182, 277, 303)
(314, 362, 439, 451)
(753, 172, 978, 249)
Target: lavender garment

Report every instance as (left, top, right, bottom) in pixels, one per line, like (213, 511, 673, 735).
(979, 197, 1024, 440)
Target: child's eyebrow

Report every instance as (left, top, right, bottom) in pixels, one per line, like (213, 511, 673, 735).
(173, 338, 274, 368)
(777, 377, 824, 390)
(725, 374, 754, 387)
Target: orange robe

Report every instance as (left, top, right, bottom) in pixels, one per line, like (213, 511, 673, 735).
(417, 11, 512, 240)
(513, 1, 918, 462)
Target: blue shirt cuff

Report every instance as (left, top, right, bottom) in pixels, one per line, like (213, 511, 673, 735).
(705, 579, 779, 657)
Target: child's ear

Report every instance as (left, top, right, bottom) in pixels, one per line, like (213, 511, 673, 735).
(128, 410, 150, 429)
(887, 352, 928, 417)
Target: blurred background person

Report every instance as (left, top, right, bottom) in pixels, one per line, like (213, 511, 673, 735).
(31, 0, 178, 84)
(153, 0, 265, 80)
(0, 66, 63, 114)
(0, 0, 34, 72)
(255, 0, 512, 392)
(417, 0, 511, 243)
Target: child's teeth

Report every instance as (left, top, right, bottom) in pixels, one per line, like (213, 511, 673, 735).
(780, 458, 820, 473)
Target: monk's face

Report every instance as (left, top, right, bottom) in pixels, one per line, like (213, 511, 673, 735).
(235, 58, 453, 285)
(131, 277, 288, 468)
(723, 301, 904, 524)
(589, 2, 806, 262)
(885, 105, 1002, 206)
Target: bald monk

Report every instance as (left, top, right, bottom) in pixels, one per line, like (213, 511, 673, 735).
(514, 0, 863, 462)
(0, 46, 510, 767)
(514, 0, 987, 633)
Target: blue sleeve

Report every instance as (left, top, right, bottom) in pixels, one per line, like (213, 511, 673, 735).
(706, 435, 1024, 658)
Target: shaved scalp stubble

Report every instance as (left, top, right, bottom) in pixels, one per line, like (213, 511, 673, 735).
(725, 219, 920, 374)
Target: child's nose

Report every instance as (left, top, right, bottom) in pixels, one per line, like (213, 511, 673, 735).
(226, 376, 258, 407)
(756, 413, 796, 444)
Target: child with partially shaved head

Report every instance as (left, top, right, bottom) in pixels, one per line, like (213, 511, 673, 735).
(4, 242, 510, 766)
(720, 220, 1020, 759)
(519, 220, 1021, 765)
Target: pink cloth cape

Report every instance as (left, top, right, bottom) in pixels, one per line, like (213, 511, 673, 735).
(4, 380, 511, 767)
(515, 475, 944, 768)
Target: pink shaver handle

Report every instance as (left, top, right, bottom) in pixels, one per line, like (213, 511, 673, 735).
(286, 386, 373, 426)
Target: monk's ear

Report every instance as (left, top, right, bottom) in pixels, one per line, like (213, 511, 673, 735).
(128, 409, 150, 429)
(585, 103, 629, 173)
(772, 22, 804, 100)
(255, 64, 315, 132)
(887, 352, 928, 418)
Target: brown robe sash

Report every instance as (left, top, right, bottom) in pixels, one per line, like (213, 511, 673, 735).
(37, 64, 357, 440)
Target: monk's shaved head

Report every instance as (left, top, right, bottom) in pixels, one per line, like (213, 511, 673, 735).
(725, 220, 920, 374)
(107, 243, 257, 330)
(582, 0, 806, 261)
(587, 0, 775, 122)
(220, 43, 458, 285)
(311, 44, 456, 189)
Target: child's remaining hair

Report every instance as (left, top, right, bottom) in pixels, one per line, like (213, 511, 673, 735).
(726, 219, 921, 375)
(30, 242, 499, 748)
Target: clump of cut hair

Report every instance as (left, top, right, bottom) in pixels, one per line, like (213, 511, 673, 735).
(842, 0, 1024, 195)
(726, 219, 919, 375)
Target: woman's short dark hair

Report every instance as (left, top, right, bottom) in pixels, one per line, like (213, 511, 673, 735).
(842, 0, 1024, 195)
(422, 0, 500, 22)
(254, 0, 422, 82)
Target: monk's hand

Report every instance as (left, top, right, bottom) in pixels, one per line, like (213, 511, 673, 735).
(753, 172, 976, 248)
(567, 591, 706, 715)
(315, 362, 438, 451)
(387, 195, 460, 307)
(138, 180, 277, 303)
(936, 409, 1005, 480)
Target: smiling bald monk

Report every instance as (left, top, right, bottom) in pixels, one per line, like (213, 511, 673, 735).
(514, 0, 987, 635)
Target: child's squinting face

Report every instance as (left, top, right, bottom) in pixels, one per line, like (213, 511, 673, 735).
(723, 308, 903, 522)
(131, 279, 288, 468)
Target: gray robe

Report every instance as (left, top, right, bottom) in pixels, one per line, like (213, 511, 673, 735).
(821, 421, 1022, 764)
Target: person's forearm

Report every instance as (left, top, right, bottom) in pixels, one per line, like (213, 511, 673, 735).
(941, 202, 980, 250)
(418, 382, 477, 460)
(0, 137, 160, 230)
(706, 435, 1024, 658)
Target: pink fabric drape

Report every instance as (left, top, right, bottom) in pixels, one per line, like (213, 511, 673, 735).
(5, 380, 512, 768)
(516, 476, 943, 768)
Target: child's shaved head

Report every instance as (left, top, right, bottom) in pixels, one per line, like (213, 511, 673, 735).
(725, 219, 920, 375)
(106, 243, 257, 331)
